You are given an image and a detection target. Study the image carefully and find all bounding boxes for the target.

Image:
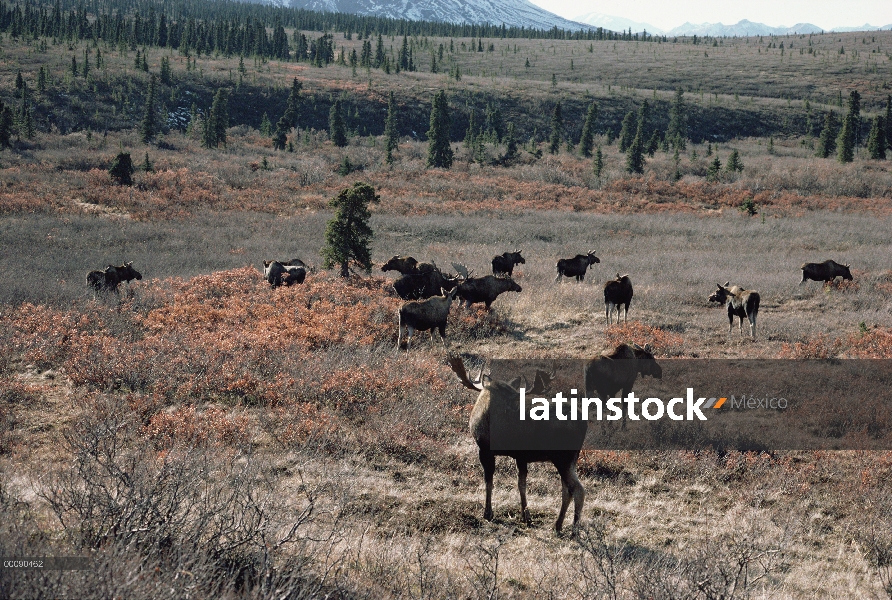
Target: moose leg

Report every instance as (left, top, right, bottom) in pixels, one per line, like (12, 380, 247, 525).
(438, 325, 449, 349)
(405, 326, 415, 354)
(517, 461, 531, 525)
(749, 314, 757, 339)
(623, 301, 630, 323)
(555, 459, 585, 535)
(480, 449, 496, 521)
(605, 302, 612, 325)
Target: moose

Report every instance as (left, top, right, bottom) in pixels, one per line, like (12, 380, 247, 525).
(381, 255, 436, 275)
(392, 267, 461, 300)
(583, 343, 663, 430)
(456, 275, 522, 309)
(491, 250, 525, 277)
(263, 259, 307, 287)
(800, 260, 853, 284)
(396, 288, 460, 352)
(555, 251, 600, 283)
(86, 262, 143, 295)
(708, 282, 760, 339)
(451, 343, 661, 534)
(604, 274, 633, 325)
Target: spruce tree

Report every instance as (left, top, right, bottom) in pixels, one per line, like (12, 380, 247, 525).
(618, 111, 635, 152)
(259, 112, 271, 136)
(426, 91, 453, 169)
(667, 87, 687, 149)
(321, 182, 379, 278)
(0, 101, 12, 149)
(726, 149, 744, 172)
(816, 112, 838, 158)
(37, 67, 47, 94)
(109, 152, 134, 185)
(579, 101, 597, 157)
(636, 99, 651, 145)
(140, 74, 157, 144)
(203, 89, 229, 148)
(867, 115, 886, 160)
(593, 145, 604, 182)
(503, 122, 518, 162)
(329, 99, 347, 147)
(272, 79, 303, 150)
(837, 115, 855, 163)
(548, 101, 563, 154)
(846, 90, 862, 147)
(706, 156, 722, 181)
(885, 95, 892, 151)
(625, 134, 644, 174)
(384, 91, 398, 164)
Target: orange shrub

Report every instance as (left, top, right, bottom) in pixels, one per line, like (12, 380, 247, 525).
(605, 321, 686, 357)
(778, 328, 892, 359)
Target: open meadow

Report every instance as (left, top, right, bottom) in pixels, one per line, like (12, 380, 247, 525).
(2, 11, 892, 599)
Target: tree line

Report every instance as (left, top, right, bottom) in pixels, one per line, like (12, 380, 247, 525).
(0, 0, 660, 63)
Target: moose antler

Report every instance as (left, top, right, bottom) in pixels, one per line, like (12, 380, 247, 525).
(448, 355, 484, 391)
(451, 262, 472, 280)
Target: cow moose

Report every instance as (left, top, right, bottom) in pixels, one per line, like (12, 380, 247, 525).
(800, 260, 853, 284)
(392, 266, 461, 300)
(555, 251, 600, 283)
(381, 256, 436, 275)
(604, 274, 633, 325)
(491, 250, 525, 276)
(263, 259, 307, 287)
(583, 343, 663, 428)
(86, 262, 143, 295)
(396, 288, 460, 352)
(456, 275, 522, 309)
(708, 282, 760, 339)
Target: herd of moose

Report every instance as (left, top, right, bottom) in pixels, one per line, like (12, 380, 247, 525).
(83, 251, 856, 533)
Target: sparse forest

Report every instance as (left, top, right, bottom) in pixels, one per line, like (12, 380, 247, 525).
(2, 0, 892, 597)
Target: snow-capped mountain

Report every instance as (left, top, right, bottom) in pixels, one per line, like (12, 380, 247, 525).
(286, 0, 593, 30)
(572, 12, 663, 35)
(666, 19, 823, 37)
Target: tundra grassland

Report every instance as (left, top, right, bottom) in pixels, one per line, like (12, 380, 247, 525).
(3, 25, 892, 600)
(4, 208, 892, 598)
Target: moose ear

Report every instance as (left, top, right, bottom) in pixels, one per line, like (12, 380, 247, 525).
(722, 281, 730, 287)
(644, 343, 653, 353)
(126, 261, 133, 266)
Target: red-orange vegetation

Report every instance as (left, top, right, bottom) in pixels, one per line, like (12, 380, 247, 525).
(778, 327, 892, 358)
(605, 321, 686, 357)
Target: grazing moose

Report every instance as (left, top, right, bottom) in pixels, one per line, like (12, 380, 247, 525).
(86, 262, 142, 295)
(708, 282, 760, 339)
(396, 288, 460, 352)
(456, 275, 522, 309)
(604, 274, 633, 325)
(800, 260, 853, 284)
(555, 251, 600, 283)
(263, 259, 307, 287)
(491, 250, 525, 276)
(584, 343, 663, 430)
(381, 255, 436, 275)
(392, 266, 461, 300)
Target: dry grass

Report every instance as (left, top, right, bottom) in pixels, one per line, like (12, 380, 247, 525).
(4, 24, 892, 600)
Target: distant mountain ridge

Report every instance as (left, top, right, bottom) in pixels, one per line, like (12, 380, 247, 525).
(572, 12, 661, 35)
(284, 0, 593, 31)
(571, 14, 892, 37)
